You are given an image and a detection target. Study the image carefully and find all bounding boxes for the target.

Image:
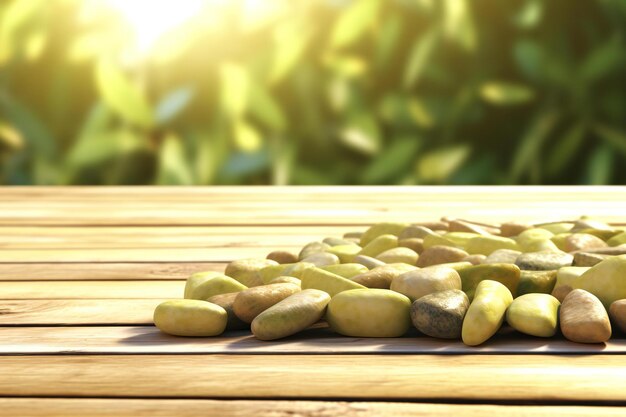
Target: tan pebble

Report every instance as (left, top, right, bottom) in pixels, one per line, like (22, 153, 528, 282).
(398, 226, 437, 240)
(560, 289, 611, 343)
(564, 233, 608, 252)
(376, 247, 418, 265)
(573, 252, 608, 267)
(414, 221, 449, 231)
(233, 283, 301, 323)
(351, 263, 417, 289)
(448, 220, 492, 236)
(266, 251, 298, 264)
(500, 222, 532, 237)
(398, 238, 424, 254)
(609, 300, 626, 333)
(206, 292, 248, 330)
(463, 254, 486, 265)
(416, 245, 469, 267)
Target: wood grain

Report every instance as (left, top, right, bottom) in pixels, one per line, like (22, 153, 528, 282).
(0, 299, 163, 325)
(1, 326, 625, 355)
(0, 399, 623, 417)
(2, 354, 625, 401)
(0, 281, 184, 299)
(0, 262, 223, 281)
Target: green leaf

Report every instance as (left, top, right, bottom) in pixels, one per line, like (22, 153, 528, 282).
(340, 113, 381, 155)
(375, 14, 402, 68)
(416, 144, 470, 183)
(583, 144, 613, 185)
(330, 0, 381, 49)
(579, 36, 624, 84)
(0, 0, 43, 64)
(219, 62, 249, 119)
(594, 124, 626, 156)
(155, 87, 194, 125)
(248, 83, 286, 131)
(233, 119, 263, 152)
(403, 28, 438, 89)
(0, 120, 23, 150)
(67, 128, 146, 168)
(156, 133, 194, 185)
(270, 22, 311, 83)
(362, 137, 421, 184)
(95, 59, 153, 128)
(480, 82, 535, 106)
(509, 111, 558, 182)
(514, 40, 543, 80)
(443, 0, 476, 52)
(515, 0, 543, 29)
(546, 122, 587, 178)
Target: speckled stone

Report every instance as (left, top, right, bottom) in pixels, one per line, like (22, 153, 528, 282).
(564, 233, 608, 252)
(483, 249, 521, 264)
(411, 289, 469, 339)
(560, 289, 611, 343)
(515, 251, 573, 271)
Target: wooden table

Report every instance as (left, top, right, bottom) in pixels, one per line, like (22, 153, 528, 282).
(1, 186, 625, 416)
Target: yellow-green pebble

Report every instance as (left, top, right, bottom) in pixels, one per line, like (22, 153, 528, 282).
(258, 262, 315, 284)
(461, 280, 513, 346)
(465, 235, 520, 256)
(375, 247, 418, 265)
(188, 275, 247, 300)
(458, 263, 520, 300)
(321, 263, 368, 278)
(225, 258, 278, 287)
(300, 267, 366, 297)
(326, 244, 362, 263)
(359, 222, 409, 246)
(358, 234, 398, 258)
(506, 293, 560, 337)
(184, 271, 224, 299)
(154, 299, 227, 337)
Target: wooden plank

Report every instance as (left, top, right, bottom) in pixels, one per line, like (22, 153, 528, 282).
(0, 281, 184, 299)
(0, 299, 163, 325)
(0, 399, 624, 417)
(1, 354, 625, 401)
(0, 262, 223, 281)
(1, 326, 625, 355)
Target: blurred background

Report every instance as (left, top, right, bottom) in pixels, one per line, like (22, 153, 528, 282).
(0, 0, 624, 186)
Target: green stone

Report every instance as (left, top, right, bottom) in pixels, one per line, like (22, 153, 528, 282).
(572, 255, 626, 309)
(358, 234, 398, 258)
(300, 267, 366, 297)
(516, 270, 557, 296)
(325, 244, 361, 263)
(465, 235, 520, 256)
(506, 293, 560, 337)
(360, 222, 409, 246)
(458, 263, 520, 300)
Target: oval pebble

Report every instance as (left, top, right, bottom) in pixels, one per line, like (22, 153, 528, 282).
(154, 299, 227, 337)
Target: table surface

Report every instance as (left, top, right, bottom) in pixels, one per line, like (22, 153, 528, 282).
(1, 186, 626, 417)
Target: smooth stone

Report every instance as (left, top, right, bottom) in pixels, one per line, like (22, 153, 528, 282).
(537, 222, 574, 234)
(500, 222, 531, 237)
(609, 300, 626, 333)
(358, 234, 398, 258)
(607, 232, 626, 247)
(506, 293, 560, 337)
(410, 289, 469, 339)
(320, 263, 368, 279)
(268, 276, 301, 286)
(266, 251, 298, 264)
(564, 233, 608, 252)
(322, 237, 358, 247)
(573, 252, 609, 267)
(398, 225, 437, 240)
(426, 261, 473, 271)
(225, 259, 278, 287)
(572, 255, 626, 309)
(458, 263, 520, 300)
(466, 236, 520, 256)
(360, 222, 409, 246)
(327, 289, 411, 337)
(154, 299, 227, 337)
(300, 267, 366, 297)
(516, 229, 556, 252)
(550, 233, 571, 251)
(462, 254, 486, 265)
(351, 263, 417, 289)
(353, 254, 386, 269)
(301, 252, 340, 267)
(206, 292, 248, 330)
(560, 289, 611, 343)
(233, 283, 301, 323)
(576, 228, 620, 241)
(571, 219, 612, 232)
(390, 266, 461, 302)
(398, 238, 424, 254)
(376, 247, 418, 265)
(461, 280, 513, 346)
(515, 251, 573, 271)
(483, 249, 521, 264)
(416, 245, 469, 267)
(551, 267, 590, 302)
(422, 234, 458, 250)
(188, 275, 247, 300)
(299, 242, 331, 260)
(184, 271, 225, 299)
(578, 245, 626, 255)
(448, 220, 492, 235)
(258, 262, 315, 284)
(517, 270, 557, 296)
(326, 244, 361, 263)
(442, 232, 480, 248)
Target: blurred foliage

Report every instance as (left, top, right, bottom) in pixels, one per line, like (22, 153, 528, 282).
(0, 0, 625, 185)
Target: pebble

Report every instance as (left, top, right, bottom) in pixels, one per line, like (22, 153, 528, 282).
(537, 222, 574, 234)
(351, 263, 417, 289)
(390, 266, 461, 302)
(564, 233, 608, 252)
(413, 221, 449, 231)
(416, 245, 469, 267)
(258, 262, 315, 285)
(323, 237, 358, 247)
(184, 271, 225, 299)
(448, 220, 492, 235)
(410, 289, 469, 339)
(298, 241, 331, 260)
(572, 255, 626, 309)
(398, 225, 437, 240)
(515, 251, 573, 271)
(353, 254, 386, 269)
(233, 283, 301, 323)
(422, 234, 457, 249)
(343, 231, 363, 240)
(358, 234, 398, 258)
(465, 235, 520, 256)
(517, 270, 557, 296)
(506, 293, 560, 337)
(576, 228, 620, 241)
(441, 232, 480, 248)
(398, 238, 424, 254)
(551, 266, 589, 302)
(571, 219, 613, 232)
(300, 267, 366, 297)
(500, 222, 531, 237)
(327, 289, 411, 337)
(268, 276, 301, 286)
(426, 261, 473, 271)
(359, 222, 409, 246)
(607, 232, 626, 247)
(326, 244, 361, 263)
(266, 251, 298, 264)
(320, 263, 368, 279)
(206, 292, 249, 330)
(376, 247, 418, 265)
(573, 252, 608, 267)
(225, 258, 278, 287)
(301, 252, 340, 267)
(549, 233, 571, 251)
(188, 275, 248, 300)
(251, 289, 330, 340)
(516, 228, 555, 252)
(154, 299, 227, 337)
(462, 280, 513, 346)
(462, 254, 486, 265)
(483, 249, 521, 264)
(458, 263, 520, 300)
(581, 245, 626, 256)
(560, 289, 611, 343)
(609, 300, 626, 333)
